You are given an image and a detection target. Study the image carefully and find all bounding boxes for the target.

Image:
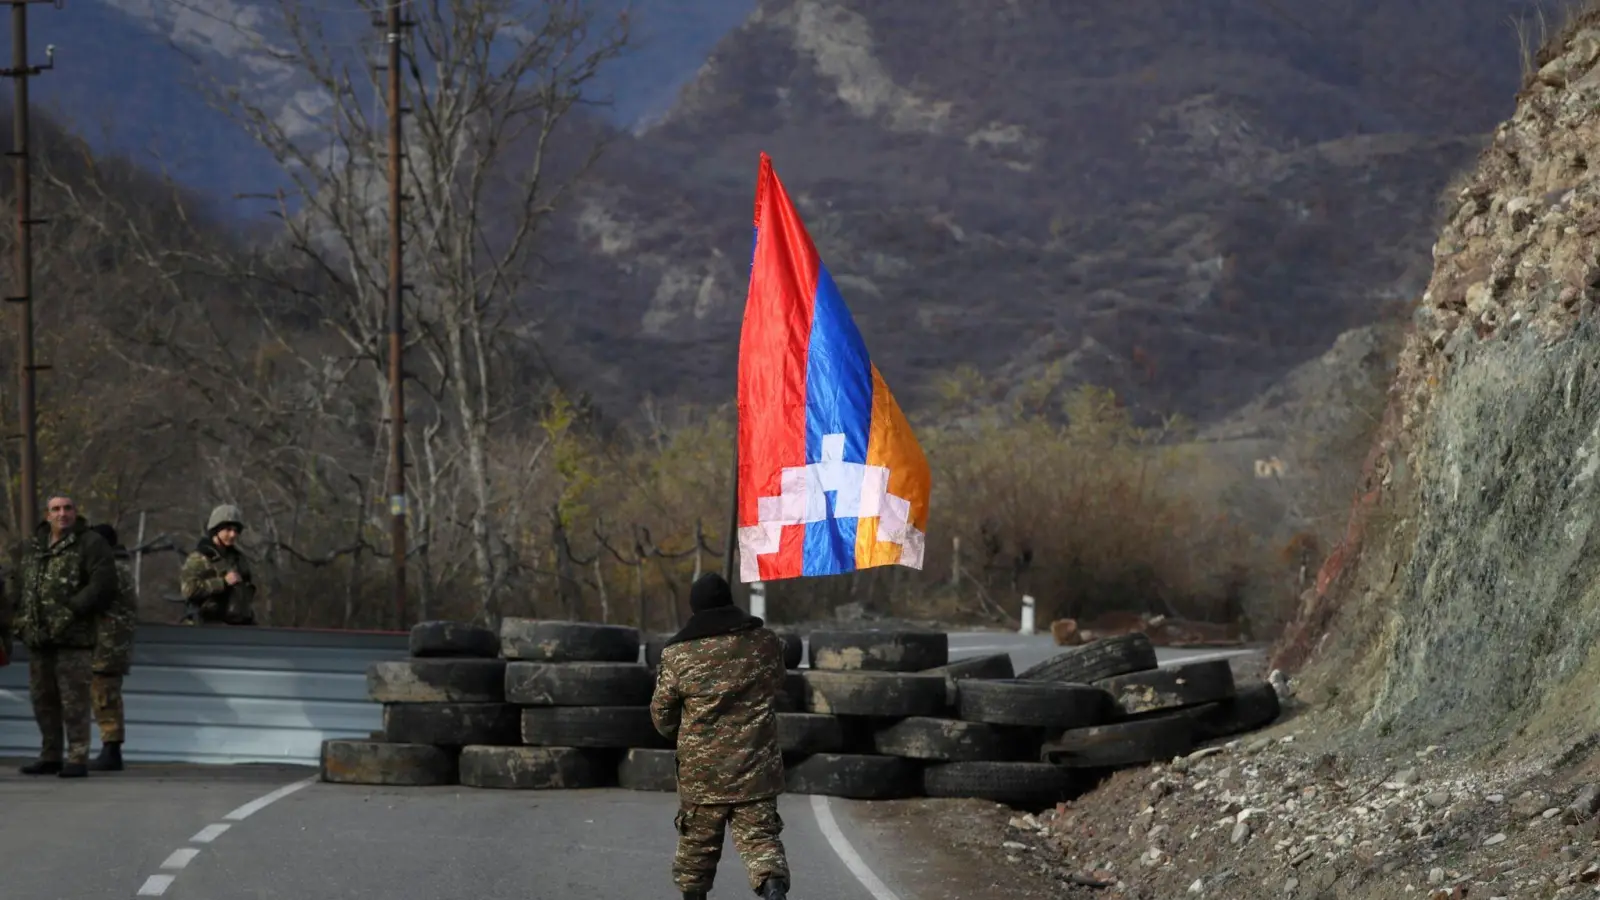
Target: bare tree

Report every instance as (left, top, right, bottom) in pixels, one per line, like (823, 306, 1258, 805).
(177, 0, 629, 619)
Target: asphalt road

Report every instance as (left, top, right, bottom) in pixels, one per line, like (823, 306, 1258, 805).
(0, 633, 1262, 900)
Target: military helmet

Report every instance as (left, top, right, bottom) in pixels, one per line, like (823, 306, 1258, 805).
(206, 503, 246, 535)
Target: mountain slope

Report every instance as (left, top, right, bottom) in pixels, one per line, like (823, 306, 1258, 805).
(21, 0, 755, 209)
(534, 0, 1570, 421)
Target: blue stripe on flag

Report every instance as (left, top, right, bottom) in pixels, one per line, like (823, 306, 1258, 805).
(802, 263, 873, 576)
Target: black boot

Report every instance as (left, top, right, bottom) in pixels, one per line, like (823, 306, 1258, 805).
(19, 759, 61, 776)
(89, 741, 124, 772)
(58, 761, 88, 778)
(682, 892, 708, 900)
(760, 876, 788, 900)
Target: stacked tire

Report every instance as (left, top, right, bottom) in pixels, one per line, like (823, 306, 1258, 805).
(481, 619, 660, 791)
(320, 621, 1284, 809)
(782, 629, 1082, 810)
(321, 620, 513, 786)
(1020, 634, 1282, 771)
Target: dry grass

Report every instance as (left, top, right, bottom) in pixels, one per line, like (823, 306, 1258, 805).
(1513, 0, 1600, 85)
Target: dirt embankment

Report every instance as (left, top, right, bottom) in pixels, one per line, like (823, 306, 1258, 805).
(1267, 3, 1600, 765)
(863, 709, 1600, 900)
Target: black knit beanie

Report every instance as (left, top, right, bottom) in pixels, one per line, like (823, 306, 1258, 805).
(689, 572, 734, 613)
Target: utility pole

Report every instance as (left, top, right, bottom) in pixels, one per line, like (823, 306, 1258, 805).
(381, 0, 409, 629)
(3, 0, 56, 541)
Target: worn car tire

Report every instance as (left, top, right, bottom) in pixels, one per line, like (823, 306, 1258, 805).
(775, 671, 807, 712)
(778, 713, 847, 755)
(872, 716, 1034, 762)
(382, 702, 520, 746)
(956, 678, 1114, 729)
(504, 661, 653, 707)
(775, 632, 804, 669)
(643, 633, 672, 669)
(784, 753, 921, 799)
(1041, 711, 1197, 768)
(458, 745, 614, 790)
(1097, 659, 1236, 715)
(921, 653, 1016, 706)
(1016, 633, 1159, 683)
(802, 670, 948, 717)
(368, 658, 507, 704)
(1187, 680, 1281, 741)
(499, 619, 641, 662)
(921, 761, 1083, 809)
(520, 706, 672, 749)
(408, 620, 499, 658)
(618, 748, 678, 792)
(320, 739, 458, 786)
(807, 629, 949, 672)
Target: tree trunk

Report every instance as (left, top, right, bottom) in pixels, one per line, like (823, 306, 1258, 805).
(553, 506, 580, 619)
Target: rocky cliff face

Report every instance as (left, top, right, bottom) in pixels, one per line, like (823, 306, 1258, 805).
(1277, 6, 1600, 759)
(538, 0, 1562, 422)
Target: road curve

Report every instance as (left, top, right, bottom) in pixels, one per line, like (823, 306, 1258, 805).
(0, 763, 321, 899)
(0, 632, 1262, 900)
(164, 779, 898, 900)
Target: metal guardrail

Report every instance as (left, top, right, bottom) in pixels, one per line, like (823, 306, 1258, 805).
(0, 625, 408, 766)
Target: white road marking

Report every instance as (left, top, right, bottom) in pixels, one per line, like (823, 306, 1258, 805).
(136, 875, 175, 896)
(223, 775, 316, 820)
(160, 848, 199, 870)
(810, 794, 902, 900)
(190, 823, 231, 843)
(133, 775, 317, 898)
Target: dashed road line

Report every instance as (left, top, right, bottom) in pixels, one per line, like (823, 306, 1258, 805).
(160, 848, 199, 870)
(131, 775, 315, 897)
(223, 777, 315, 820)
(136, 875, 175, 897)
(189, 823, 230, 844)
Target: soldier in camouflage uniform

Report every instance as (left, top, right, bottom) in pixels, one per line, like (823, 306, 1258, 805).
(179, 504, 256, 626)
(650, 572, 790, 900)
(15, 494, 117, 777)
(87, 523, 137, 772)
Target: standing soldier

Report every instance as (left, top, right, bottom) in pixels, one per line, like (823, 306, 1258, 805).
(650, 572, 790, 900)
(87, 523, 137, 772)
(179, 504, 256, 626)
(15, 494, 116, 777)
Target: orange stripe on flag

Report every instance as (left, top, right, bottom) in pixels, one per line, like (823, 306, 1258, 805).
(854, 363, 931, 569)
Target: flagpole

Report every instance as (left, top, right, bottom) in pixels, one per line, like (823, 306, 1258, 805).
(722, 439, 737, 583)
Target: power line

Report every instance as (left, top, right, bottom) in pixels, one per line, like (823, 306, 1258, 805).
(3, 0, 58, 541)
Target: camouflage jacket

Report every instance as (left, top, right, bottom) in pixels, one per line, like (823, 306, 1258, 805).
(180, 537, 254, 606)
(93, 559, 139, 675)
(16, 519, 117, 650)
(650, 608, 786, 805)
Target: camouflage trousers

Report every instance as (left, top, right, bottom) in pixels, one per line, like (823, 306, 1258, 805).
(28, 647, 94, 765)
(92, 673, 125, 743)
(672, 797, 788, 893)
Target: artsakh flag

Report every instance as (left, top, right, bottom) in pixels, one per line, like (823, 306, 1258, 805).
(735, 152, 931, 583)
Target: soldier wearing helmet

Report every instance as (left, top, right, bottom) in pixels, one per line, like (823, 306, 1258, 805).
(179, 504, 256, 626)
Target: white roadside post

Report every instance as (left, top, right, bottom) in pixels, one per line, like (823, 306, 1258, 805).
(1019, 595, 1036, 635)
(751, 581, 767, 620)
